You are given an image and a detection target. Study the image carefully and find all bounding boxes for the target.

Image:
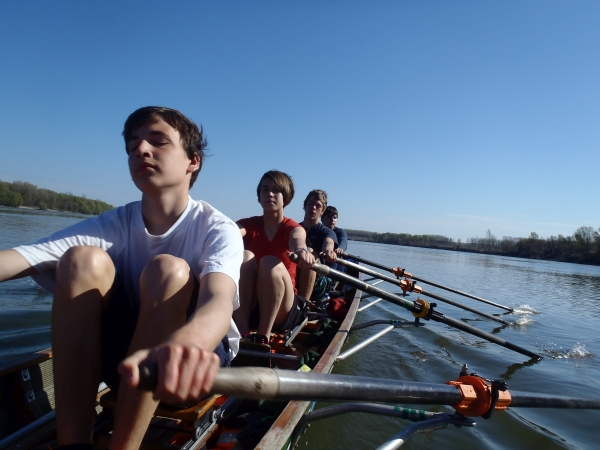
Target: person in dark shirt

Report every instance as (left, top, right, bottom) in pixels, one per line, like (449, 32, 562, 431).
(322, 206, 348, 255)
(297, 189, 337, 300)
(322, 205, 348, 276)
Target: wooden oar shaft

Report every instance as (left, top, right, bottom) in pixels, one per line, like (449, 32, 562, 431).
(343, 252, 513, 312)
(335, 258, 509, 325)
(140, 366, 600, 410)
(296, 258, 541, 360)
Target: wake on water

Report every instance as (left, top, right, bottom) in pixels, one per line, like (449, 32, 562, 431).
(510, 305, 594, 358)
(512, 304, 540, 315)
(547, 342, 594, 359)
(509, 304, 540, 326)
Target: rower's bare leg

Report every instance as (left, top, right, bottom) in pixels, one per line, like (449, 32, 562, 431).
(52, 246, 115, 445)
(232, 250, 258, 335)
(297, 266, 316, 301)
(256, 256, 295, 337)
(110, 255, 194, 450)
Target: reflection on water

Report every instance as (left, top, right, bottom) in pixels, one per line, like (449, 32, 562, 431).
(2, 211, 600, 449)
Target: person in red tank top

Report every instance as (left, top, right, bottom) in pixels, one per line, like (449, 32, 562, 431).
(234, 170, 315, 344)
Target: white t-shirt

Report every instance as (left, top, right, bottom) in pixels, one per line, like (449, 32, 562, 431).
(14, 197, 244, 358)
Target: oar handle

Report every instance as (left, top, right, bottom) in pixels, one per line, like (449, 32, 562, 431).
(138, 365, 600, 411)
(138, 362, 158, 391)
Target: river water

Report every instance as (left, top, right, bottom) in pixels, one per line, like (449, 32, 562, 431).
(1, 207, 599, 449)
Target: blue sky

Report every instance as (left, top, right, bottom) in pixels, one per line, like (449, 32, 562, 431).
(1, 1, 598, 240)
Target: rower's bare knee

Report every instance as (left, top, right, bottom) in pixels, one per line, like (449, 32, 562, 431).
(55, 246, 115, 304)
(258, 255, 286, 279)
(139, 254, 194, 314)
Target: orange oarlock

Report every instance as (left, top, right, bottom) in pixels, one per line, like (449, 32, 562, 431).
(398, 279, 422, 294)
(447, 375, 511, 417)
(392, 267, 413, 279)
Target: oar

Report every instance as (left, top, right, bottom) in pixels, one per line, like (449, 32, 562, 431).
(138, 366, 600, 411)
(342, 252, 513, 312)
(335, 258, 509, 325)
(291, 255, 541, 360)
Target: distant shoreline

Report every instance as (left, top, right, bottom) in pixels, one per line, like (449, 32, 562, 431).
(348, 238, 600, 267)
(1, 179, 113, 215)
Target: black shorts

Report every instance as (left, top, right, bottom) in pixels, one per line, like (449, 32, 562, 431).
(248, 294, 308, 332)
(100, 276, 231, 391)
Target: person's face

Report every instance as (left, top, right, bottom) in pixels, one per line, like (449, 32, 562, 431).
(322, 213, 338, 229)
(259, 177, 285, 212)
(304, 196, 325, 221)
(127, 119, 198, 193)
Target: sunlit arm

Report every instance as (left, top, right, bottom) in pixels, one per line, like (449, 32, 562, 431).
(288, 226, 315, 269)
(0, 249, 36, 282)
(120, 272, 236, 403)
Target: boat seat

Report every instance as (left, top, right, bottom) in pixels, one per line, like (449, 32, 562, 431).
(99, 389, 218, 422)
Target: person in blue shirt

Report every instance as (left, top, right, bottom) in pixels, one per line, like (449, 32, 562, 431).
(321, 206, 348, 275)
(297, 189, 337, 300)
(321, 206, 348, 255)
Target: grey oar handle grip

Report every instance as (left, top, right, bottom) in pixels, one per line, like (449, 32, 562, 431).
(137, 363, 281, 399)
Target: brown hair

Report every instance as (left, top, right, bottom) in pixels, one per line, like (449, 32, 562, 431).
(256, 170, 295, 207)
(303, 189, 328, 209)
(123, 106, 207, 188)
(323, 206, 338, 218)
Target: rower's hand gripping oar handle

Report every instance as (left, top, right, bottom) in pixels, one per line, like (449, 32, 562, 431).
(138, 362, 281, 399)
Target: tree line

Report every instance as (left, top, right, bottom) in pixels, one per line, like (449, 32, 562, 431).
(0, 180, 114, 215)
(345, 226, 600, 266)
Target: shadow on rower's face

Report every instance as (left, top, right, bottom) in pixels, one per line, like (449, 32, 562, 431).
(322, 214, 337, 229)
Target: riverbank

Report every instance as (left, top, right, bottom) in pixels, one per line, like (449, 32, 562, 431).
(347, 228, 600, 267)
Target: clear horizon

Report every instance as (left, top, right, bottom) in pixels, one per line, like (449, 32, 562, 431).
(1, 2, 598, 242)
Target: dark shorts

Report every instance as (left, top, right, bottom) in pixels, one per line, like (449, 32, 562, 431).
(248, 294, 308, 332)
(100, 276, 231, 391)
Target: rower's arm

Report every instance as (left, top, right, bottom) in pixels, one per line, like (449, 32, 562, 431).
(289, 227, 315, 269)
(120, 272, 236, 403)
(173, 272, 235, 351)
(321, 237, 337, 262)
(323, 237, 335, 253)
(0, 249, 36, 282)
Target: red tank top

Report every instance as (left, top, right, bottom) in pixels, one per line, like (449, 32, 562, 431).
(237, 216, 301, 293)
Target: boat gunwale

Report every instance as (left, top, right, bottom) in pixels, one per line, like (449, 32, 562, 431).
(0, 348, 52, 378)
(255, 283, 363, 450)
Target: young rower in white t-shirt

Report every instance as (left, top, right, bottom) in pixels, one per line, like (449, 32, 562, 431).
(0, 107, 244, 450)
